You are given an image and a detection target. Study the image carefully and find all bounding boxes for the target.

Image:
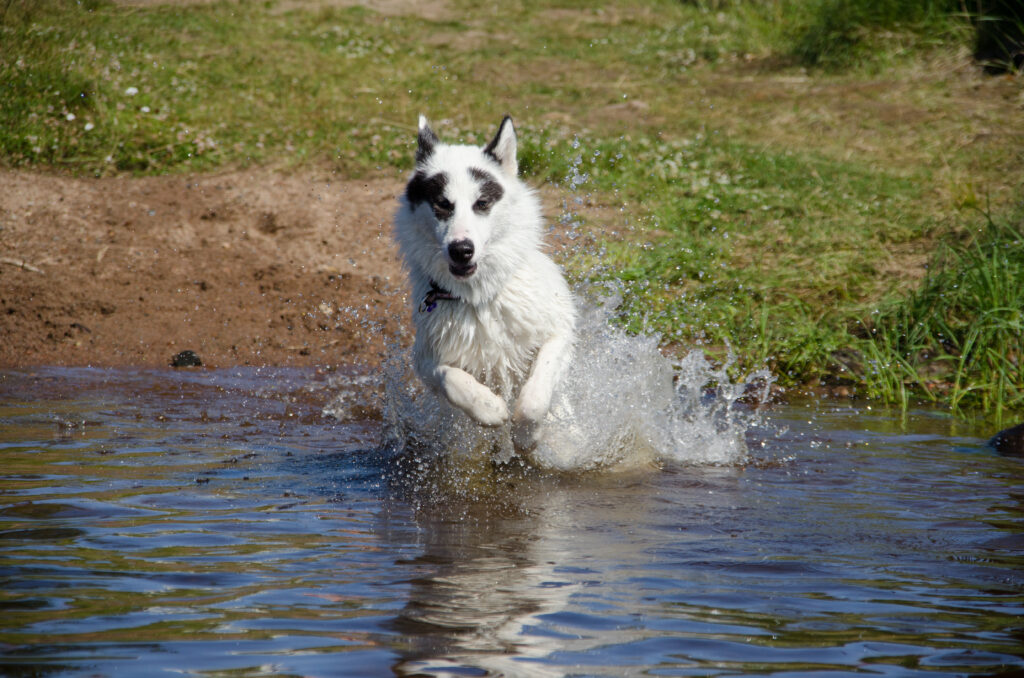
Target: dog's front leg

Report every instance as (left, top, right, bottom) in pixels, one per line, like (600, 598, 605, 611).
(513, 333, 572, 449)
(429, 363, 509, 427)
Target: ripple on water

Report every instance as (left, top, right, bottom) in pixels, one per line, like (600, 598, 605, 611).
(0, 366, 1022, 676)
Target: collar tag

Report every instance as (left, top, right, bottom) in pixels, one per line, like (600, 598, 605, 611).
(420, 280, 459, 313)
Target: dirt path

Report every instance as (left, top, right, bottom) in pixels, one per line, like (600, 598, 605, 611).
(1, 168, 410, 368)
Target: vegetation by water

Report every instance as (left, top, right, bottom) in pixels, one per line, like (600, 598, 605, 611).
(861, 207, 1024, 419)
(1, 0, 1022, 418)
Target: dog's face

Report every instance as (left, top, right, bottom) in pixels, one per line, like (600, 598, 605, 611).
(404, 116, 518, 280)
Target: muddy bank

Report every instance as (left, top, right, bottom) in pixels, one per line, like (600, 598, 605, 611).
(0, 168, 408, 368)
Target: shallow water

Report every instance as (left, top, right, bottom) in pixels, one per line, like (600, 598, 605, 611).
(1, 367, 1023, 677)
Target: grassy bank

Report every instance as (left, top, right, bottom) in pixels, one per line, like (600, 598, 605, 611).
(2, 0, 1022, 418)
(860, 207, 1024, 419)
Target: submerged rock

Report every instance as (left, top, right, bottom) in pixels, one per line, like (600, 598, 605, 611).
(988, 422, 1024, 457)
(170, 350, 203, 368)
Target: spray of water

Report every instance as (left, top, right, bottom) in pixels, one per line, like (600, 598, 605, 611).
(372, 288, 772, 474)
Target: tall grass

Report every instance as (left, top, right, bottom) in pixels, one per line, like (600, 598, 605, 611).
(861, 206, 1024, 421)
(790, 0, 968, 68)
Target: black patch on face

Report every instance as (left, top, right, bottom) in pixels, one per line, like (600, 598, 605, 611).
(406, 171, 453, 220)
(469, 167, 504, 214)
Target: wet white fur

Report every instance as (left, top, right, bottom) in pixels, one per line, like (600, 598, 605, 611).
(393, 116, 576, 449)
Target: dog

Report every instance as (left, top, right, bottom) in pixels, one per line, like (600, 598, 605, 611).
(393, 115, 576, 451)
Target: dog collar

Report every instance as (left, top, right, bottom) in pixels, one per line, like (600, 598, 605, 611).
(419, 280, 460, 313)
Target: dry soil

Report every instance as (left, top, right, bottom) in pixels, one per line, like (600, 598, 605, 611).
(1, 167, 409, 368)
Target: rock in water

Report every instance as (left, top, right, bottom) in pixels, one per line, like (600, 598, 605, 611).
(170, 350, 203, 368)
(989, 422, 1024, 457)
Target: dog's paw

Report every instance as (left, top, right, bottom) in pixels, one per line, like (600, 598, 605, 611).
(466, 390, 510, 427)
(513, 388, 550, 426)
(442, 368, 509, 426)
(511, 392, 549, 451)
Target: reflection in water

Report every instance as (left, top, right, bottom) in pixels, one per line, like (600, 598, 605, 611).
(389, 501, 566, 677)
(1, 368, 1023, 676)
(384, 477, 645, 678)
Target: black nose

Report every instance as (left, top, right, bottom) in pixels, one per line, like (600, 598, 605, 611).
(448, 239, 474, 265)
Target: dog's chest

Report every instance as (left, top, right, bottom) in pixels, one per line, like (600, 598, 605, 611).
(421, 297, 540, 392)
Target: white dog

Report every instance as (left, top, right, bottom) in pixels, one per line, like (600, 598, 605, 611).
(393, 115, 576, 451)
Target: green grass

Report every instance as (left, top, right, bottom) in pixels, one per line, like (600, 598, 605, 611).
(2, 0, 1023, 417)
(790, 0, 965, 68)
(0, 1, 427, 172)
(549, 132, 937, 380)
(860, 207, 1024, 421)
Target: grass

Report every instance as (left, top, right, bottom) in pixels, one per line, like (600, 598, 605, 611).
(0, 0, 426, 172)
(860, 207, 1024, 420)
(790, 0, 965, 69)
(2, 0, 1023, 418)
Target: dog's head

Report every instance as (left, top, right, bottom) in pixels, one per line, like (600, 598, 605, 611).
(402, 115, 522, 281)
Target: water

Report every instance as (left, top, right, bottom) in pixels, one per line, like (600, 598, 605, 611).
(2, 365, 1022, 677)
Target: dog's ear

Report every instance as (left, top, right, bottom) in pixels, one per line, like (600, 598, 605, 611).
(484, 115, 517, 177)
(416, 115, 439, 165)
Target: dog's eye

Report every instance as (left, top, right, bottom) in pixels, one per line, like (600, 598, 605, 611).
(432, 198, 453, 217)
(473, 198, 491, 212)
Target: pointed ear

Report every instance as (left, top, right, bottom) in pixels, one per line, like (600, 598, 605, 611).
(484, 115, 517, 176)
(416, 115, 439, 165)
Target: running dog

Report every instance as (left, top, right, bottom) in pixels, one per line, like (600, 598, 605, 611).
(393, 115, 576, 450)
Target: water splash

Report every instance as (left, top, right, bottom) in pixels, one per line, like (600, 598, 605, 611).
(370, 289, 772, 475)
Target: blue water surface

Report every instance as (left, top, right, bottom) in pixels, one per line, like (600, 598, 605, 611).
(1, 367, 1022, 677)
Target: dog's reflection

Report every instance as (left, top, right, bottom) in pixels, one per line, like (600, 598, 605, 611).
(384, 477, 596, 678)
(378, 461, 747, 677)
